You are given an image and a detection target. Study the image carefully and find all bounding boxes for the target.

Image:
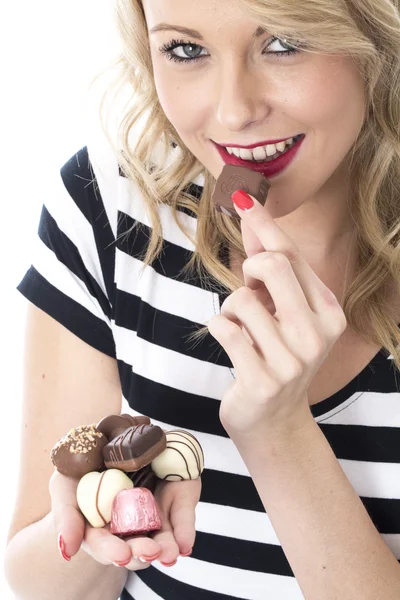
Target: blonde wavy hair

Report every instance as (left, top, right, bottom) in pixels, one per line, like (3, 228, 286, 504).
(90, 0, 400, 374)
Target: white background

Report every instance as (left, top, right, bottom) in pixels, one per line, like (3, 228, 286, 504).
(1, 1, 120, 596)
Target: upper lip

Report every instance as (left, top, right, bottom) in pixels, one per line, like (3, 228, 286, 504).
(214, 136, 300, 149)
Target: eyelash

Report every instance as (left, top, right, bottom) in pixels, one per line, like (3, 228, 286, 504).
(159, 36, 301, 64)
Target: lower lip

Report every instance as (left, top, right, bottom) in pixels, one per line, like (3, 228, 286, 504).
(213, 136, 305, 178)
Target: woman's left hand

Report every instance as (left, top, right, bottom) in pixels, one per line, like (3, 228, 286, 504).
(207, 191, 347, 443)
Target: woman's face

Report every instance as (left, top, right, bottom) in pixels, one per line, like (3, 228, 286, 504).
(142, 0, 366, 223)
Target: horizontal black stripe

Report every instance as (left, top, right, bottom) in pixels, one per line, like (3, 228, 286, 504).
(200, 469, 400, 534)
(119, 360, 226, 437)
(192, 531, 293, 576)
(114, 291, 231, 367)
(124, 565, 260, 600)
(60, 146, 116, 303)
(320, 423, 400, 463)
(117, 211, 222, 296)
(39, 205, 112, 319)
(17, 266, 116, 358)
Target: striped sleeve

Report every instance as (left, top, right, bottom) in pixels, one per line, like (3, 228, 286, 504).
(17, 146, 117, 358)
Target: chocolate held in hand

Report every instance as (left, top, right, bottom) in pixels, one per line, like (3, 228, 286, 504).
(50, 424, 108, 479)
(96, 413, 151, 441)
(110, 487, 162, 536)
(151, 430, 204, 481)
(212, 164, 270, 218)
(128, 463, 157, 493)
(103, 424, 166, 472)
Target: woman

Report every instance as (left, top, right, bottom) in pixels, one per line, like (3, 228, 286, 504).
(5, 0, 400, 598)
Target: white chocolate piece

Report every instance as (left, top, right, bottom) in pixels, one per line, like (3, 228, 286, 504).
(151, 430, 204, 481)
(77, 469, 133, 528)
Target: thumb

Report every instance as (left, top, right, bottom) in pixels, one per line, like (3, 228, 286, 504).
(49, 471, 85, 559)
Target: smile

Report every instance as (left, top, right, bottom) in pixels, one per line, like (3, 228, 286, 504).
(223, 135, 303, 163)
(213, 135, 305, 178)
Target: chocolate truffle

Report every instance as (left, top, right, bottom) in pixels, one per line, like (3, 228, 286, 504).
(96, 414, 151, 441)
(103, 424, 166, 472)
(76, 468, 133, 528)
(212, 164, 270, 218)
(110, 488, 162, 536)
(151, 430, 204, 481)
(50, 424, 108, 479)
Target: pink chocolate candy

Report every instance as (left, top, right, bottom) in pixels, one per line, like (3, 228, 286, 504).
(110, 487, 162, 536)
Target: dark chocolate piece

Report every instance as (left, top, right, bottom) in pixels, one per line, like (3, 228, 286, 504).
(128, 464, 157, 493)
(96, 414, 151, 441)
(212, 164, 270, 218)
(103, 424, 166, 472)
(50, 424, 108, 479)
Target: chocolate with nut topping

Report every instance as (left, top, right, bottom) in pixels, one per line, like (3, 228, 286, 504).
(50, 424, 108, 479)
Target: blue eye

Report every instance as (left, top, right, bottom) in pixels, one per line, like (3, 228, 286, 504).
(159, 36, 301, 64)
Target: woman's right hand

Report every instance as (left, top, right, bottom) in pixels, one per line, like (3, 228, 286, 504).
(49, 470, 201, 570)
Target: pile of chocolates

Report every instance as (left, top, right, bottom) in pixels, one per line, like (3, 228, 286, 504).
(50, 413, 204, 537)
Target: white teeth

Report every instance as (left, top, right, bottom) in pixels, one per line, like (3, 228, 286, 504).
(252, 145, 267, 161)
(265, 144, 277, 157)
(239, 148, 254, 160)
(224, 136, 298, 163)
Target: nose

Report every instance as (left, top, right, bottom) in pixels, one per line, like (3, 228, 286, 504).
(215, 60, 273, 132)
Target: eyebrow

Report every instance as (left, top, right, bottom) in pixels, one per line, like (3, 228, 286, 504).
(149, 24, 267, 41)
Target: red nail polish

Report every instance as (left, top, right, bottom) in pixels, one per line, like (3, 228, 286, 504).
(57, 533, 70, 562)
(231, 189, 254, 211)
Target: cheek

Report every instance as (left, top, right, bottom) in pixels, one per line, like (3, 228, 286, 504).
(286, 58, 365, 136)
(153, 68, 208, 135)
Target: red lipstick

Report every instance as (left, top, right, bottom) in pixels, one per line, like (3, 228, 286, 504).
(213, 136, 305, 178)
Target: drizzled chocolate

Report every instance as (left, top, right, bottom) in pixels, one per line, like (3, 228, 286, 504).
(103, 424, 166, 472)
(151, 430, 204, 481)
(96, 413, 151, 441)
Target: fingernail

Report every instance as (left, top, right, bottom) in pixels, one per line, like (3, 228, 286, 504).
(57, 533, 70, 562)
(113, 557, 132, 567)
(180, 549, 192, 557)
(160, 559, 178, 567)
(231, 190, 254, 211)
(140, 552, 161, 562)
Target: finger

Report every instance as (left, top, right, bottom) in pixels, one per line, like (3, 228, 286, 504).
(240, 217, 266, 259)
(242, 252, 312, 322)
(207, 313, 267, 377)
(49, 471, 85, 559)
(169, 479, 201, 556)
(232, 191, 335, 313)
(151, 484, 180, 565)
(220, 286, 292, 364)
(83, 525, 133, 566)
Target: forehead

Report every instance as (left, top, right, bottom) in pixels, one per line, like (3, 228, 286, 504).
(142, 0, 250, 27)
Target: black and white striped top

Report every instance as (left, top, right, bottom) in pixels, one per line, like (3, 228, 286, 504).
(18, 129, 400, 600)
